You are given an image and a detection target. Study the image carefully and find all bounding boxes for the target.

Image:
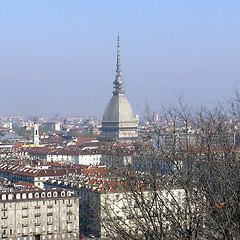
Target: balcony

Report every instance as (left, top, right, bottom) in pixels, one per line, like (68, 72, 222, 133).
(47, 212, 53, 216)
(35, 213, 41, 217)
(1, 216, 8, 219)
(47, 222, 53, 226)
(22, 224, 28, 227)
(67, 211, 72, 215)
(22, 206, 28, 210)
(22, 215, 28, 218)
(35, 223, 41, 226)
(47, 204, 53, 208)
(67, 204, 72, 207)
(2, 208, 7, 211)
(35, 206, 40, 209)
(67, 220, 72, 224)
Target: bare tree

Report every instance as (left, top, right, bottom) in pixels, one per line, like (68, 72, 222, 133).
(86, 97, 240, 240)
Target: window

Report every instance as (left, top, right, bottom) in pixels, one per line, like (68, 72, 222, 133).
(8, 194, 13, 200)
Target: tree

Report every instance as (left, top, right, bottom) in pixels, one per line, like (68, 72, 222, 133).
(98, 97, 240, 240)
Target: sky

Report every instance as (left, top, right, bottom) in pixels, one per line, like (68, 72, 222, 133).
(1, 1, 240, 117)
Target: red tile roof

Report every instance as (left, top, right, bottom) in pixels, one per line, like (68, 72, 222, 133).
(0, 164, 84, 177)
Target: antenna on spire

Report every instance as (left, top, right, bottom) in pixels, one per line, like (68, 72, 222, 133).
(113, 33, 124, 96)
(117, 32, 121, 77)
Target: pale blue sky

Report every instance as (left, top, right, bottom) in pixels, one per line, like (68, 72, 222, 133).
(1, 1, 240, 116)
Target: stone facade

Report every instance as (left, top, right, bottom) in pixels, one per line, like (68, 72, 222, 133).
(0, 189, 79, 240)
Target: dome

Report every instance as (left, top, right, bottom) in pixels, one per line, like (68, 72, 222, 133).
(102, 95, 136, 123)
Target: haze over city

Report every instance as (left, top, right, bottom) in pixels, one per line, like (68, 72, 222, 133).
(1, 0, 240, 116)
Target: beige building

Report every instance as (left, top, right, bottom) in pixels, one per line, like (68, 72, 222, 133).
(0, 189, 79, 240)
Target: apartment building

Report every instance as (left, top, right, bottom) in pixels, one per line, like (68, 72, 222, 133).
(0, 189, 79, 240)
(43, 166, 186, 238)
(26, 148, 102, 166)
(0, 164, 83, 189)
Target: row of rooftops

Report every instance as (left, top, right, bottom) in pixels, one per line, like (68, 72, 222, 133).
(0, 189, 78, 202)
(1, 140, 139, 164)
(0, 177, 41, 191)
(45, 166, 128, 194)
(0, 163, 85, 177)
(46, 176, 126, 194)
(26, 147, 102, 156)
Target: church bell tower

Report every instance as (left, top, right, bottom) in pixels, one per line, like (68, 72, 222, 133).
(33, 120, 40, 145)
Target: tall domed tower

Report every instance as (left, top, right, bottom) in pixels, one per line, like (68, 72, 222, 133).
(100, 35, 138, 142)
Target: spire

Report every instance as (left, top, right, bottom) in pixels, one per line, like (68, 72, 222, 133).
(113, 33, 124, 96)
(116, 33, 121, 77)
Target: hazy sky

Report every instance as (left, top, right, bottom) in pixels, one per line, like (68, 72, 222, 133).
(1, 1, 240, 117)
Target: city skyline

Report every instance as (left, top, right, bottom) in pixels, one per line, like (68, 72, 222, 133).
(1, 1, 240, 116)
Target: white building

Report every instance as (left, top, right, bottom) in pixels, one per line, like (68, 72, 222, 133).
(33, 120, 40, 146)
(0, 189, 79, 240)
(27, 148, 102, 166)
(54, 123, 61, 132)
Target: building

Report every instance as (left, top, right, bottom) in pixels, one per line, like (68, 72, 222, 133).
(33, 120, 40, 146)
(43, 167, 186, 238)
(26, 147, 102, 166)
(0, 164, 84, 189)
(100, 35, 138, 142)
(0, 189, 79, 240)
